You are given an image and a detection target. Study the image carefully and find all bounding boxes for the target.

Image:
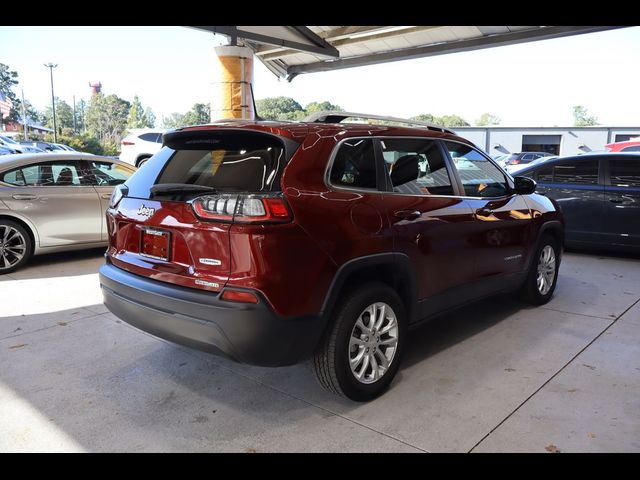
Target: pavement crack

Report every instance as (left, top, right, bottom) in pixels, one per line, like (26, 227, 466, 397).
(468, 296, 640, 453)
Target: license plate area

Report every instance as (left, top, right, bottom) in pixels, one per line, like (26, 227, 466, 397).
(140, 228, 171, 261)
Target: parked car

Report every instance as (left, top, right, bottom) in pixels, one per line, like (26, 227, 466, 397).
(0, 152, 136, 273)
(516, 152, 640, 249)
(0, 145, 17, 156)
(605, 138, 640, 153)
(19, 141, 64, 153)
(99, 113, 564, 401)
(0, 135, 43, 154)
(51, 143, 77, 152)
(503, 151, 555, 168)
(119, 128, 167, 167)
(506, 155, 558, 174)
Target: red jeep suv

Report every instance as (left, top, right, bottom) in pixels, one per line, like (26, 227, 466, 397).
(99, 112, 564, 401)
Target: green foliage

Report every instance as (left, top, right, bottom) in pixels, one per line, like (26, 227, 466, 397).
(255, 97, 345, 121)
(304, 101, 343, 115)
(86, 92, 131, 148)
(411, 113, 470, 127)
(475, 112, 501, 126)
(0, 63, 19, 123)
(255, 96, 303, 120)
(573, 105, 598, 126)
(127, 95, 155, 129)
(410, 114, 437, 123)
(162, 103, 210, 128)
(43, 133, 104, 155)
(43, 97, 74, 132)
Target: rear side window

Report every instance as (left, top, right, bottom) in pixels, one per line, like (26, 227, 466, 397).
(157, 132, 287, 192)
(139, 132, 161, 143)
(381, 138, 454, 195)
(609, 160, 640, 187)
(330, 138, 377, 189)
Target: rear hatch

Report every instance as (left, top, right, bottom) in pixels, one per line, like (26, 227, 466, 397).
(108, 128, 300, 292)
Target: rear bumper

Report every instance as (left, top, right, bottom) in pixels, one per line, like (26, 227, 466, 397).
(99, 263, 324, 367)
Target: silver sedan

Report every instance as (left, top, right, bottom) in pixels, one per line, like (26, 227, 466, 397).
(0, 152, 136, 273)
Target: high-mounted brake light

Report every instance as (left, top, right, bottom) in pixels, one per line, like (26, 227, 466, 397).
(192, 194, 292, 223)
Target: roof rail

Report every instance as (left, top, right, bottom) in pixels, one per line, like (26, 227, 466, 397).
(302, 111, 455, 134)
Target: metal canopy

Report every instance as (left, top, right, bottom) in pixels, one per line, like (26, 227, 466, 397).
(190, 26, 625, 81)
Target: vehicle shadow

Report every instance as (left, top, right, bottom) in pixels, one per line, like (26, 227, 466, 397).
(4, 247, 106, 280)
(401, 293, 526, 369)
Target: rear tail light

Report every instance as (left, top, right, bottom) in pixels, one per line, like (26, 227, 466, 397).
(191, 193, 292, 223)
(220, 289, 259, 304)
(509, 159, 520, 165)
(121, 141, 135, 146)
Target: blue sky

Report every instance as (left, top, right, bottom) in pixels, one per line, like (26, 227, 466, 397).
(1, 26, 639, 126)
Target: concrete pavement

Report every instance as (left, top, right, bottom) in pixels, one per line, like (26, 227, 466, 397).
(1, 248, 639, 452)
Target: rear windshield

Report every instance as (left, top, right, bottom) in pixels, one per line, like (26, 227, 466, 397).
(156, 131, 287, 192)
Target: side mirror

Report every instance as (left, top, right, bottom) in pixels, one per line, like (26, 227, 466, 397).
(514, 176, 537, 195)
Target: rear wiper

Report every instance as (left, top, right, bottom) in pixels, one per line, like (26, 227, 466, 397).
(150, 183, 217, 196)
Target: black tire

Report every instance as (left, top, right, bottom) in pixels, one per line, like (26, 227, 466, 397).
(0, 219, 33, 274)
(519, 234, 560, 305)
(313, 282, 407, 401)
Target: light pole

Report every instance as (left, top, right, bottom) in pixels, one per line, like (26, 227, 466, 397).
(44, 63, 58, 142)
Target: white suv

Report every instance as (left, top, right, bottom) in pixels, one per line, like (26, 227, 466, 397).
(119, 129, 166, 166)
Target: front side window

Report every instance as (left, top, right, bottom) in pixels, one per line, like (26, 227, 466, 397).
(88, 161, 136, 186)
(381, 138, 454, 195)
(609, 159, 640, 188)
(621, 145, 640, 152)
(445, 142, 508, 197)
(330, 138, 377, 190)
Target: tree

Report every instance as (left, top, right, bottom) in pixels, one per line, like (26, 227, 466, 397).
(127, 95, 155, 129)
(410, 114, 437, 123)
(144, 107, 156, 128)
(161, 112, 186, 129)
(437, 114, 470, 127)
(75, 99, 87, 132)
(573, 105, 598, 126)
(256, 96, 304, 120)
(412, 113, 470, 127)
(85, 93, 131, 154)
(43, 97, 74, 133)
(182, 103, 210, 125)
(161, 103, 210, 128)
(475, 113, 501, 126)
(0, 63, 19, 126)
(305, 101, 343, 115)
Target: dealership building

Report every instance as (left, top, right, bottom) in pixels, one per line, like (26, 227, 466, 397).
(453, 126, 640, 156)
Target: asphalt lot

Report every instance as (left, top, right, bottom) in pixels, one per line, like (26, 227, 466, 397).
(1, 248, 639, 452)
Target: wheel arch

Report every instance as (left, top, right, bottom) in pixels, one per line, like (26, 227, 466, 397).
(320, 253, 418, 325)
(0, 213, 38, 255)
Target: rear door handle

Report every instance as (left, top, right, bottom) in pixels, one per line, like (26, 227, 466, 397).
(476, 207, 494, 217)
(12, 194, 38, 200)
(101, 193, 112, 199)
(394, 210, 422, 221)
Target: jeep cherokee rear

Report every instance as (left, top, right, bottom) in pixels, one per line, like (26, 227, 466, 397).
(99, 114, 564, 401)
